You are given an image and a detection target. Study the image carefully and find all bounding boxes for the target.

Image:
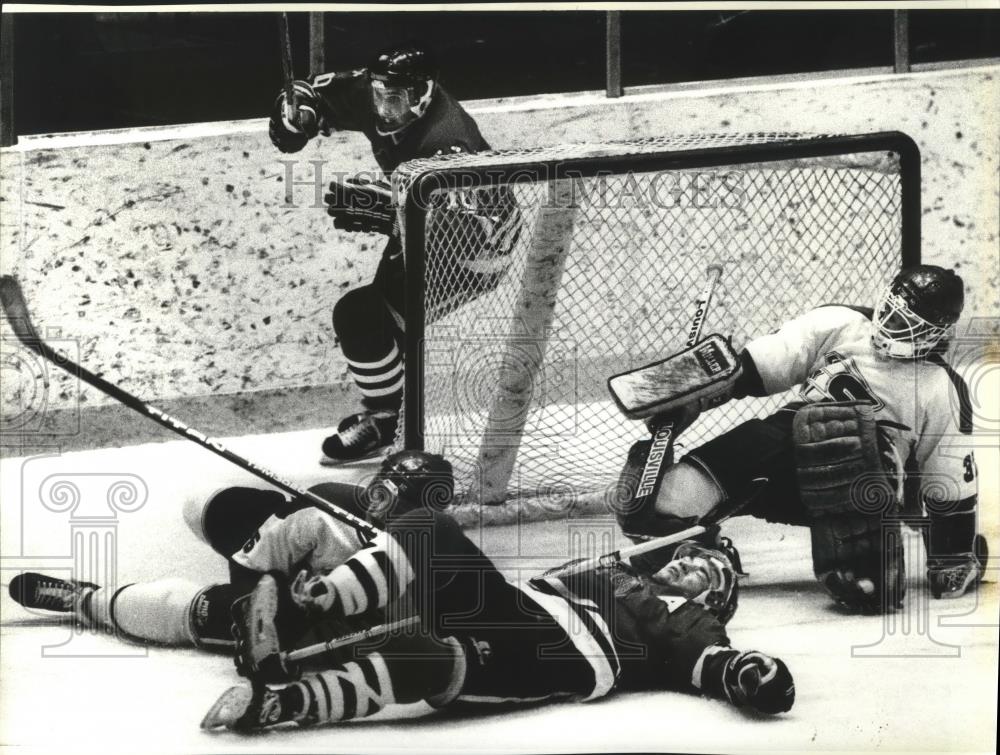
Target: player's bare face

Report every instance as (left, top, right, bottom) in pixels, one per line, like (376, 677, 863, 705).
(656, 556, 712, 597)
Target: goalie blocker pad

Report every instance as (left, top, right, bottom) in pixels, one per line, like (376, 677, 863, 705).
(608, 334, 741, 420)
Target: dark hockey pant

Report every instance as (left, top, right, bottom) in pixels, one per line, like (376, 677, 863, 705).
(380, 509, 604, 706)
(331, 237, 510, 411)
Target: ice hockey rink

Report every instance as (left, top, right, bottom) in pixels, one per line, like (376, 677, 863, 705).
(1, 417, 997, 754)
(1, 10, 998, 752)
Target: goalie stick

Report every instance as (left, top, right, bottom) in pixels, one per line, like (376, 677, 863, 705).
(632, 264, 724, 514)
(0, 276, 381, 542)
(537, 476, 764, 581)
(530, 265, 735, 581)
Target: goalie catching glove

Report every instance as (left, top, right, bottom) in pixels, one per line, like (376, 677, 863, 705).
(608, 334, 742, 422)
(325, 176, 396, 235)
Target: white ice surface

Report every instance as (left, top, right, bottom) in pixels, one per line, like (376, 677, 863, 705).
(1, 426, 997, 754)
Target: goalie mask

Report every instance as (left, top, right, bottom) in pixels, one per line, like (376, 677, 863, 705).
(872, 265, 964, 359)
(368, 45, 437, 135)
(364, 450, 454, 520)
(655, 541, 739, 624)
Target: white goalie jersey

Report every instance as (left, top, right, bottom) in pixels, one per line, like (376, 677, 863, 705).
(744, 305, 977, 506)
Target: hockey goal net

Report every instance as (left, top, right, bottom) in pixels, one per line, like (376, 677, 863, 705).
(392, 132, 920, 524)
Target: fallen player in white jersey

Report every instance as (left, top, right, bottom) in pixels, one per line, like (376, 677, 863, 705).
(8, 481, 368, 650)
(612, 264, 985, 613)
(198, 452, 793, 731)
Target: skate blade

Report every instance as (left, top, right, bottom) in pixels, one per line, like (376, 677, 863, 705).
(201, 685, 253, 730)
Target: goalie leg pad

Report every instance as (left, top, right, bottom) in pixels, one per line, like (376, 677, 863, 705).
(614, 431, 727, 573)
(810, 513, 905, 613)
(793, 401, 897, 518)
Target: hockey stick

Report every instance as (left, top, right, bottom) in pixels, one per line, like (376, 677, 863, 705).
(539, 477, 764, 581)
(282, 615, 419, 664)
(685, 264, 723, 350)
(0, 276, 381, 542)
(277, 12, 296, 123)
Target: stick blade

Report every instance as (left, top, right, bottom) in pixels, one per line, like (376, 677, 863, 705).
(0, 275, 40, 344)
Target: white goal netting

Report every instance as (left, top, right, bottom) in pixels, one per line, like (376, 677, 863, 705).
(391, 133, 917, 524)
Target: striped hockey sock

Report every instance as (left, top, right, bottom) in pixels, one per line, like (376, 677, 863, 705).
(285, 653, 396, 724)
(281, 637, 464, 725)
(348, 345, 403, 406)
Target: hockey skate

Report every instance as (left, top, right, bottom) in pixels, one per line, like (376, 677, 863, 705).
(320, 409, 399, 465)
(201, 682, 295, 731)
(927, 539, 987, 599)
(8, 572, 97, 613)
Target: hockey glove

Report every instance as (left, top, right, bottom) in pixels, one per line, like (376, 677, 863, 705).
(268, 81, 321, 154)
(290, 568, 340, 615)
(325, 176, 396, 235)
(231, 573, 304, 683)
(723, 650, 795, 714)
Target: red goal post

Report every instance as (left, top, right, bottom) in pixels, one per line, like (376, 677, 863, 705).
(392, 132, 921, 525)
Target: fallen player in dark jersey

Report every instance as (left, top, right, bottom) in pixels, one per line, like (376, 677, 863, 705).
(201, 454, 794, 731)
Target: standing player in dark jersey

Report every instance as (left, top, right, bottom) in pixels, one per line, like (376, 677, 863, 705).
(614, 265, 984, 613)
(200, 452, 794, 731)
(268, 45, 520, 463)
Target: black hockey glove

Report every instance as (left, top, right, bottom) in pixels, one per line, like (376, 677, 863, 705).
(231, 573, 306, 684)
(723, 650, 795, 714)
(325, 176, 396, 235)
(268, 81, 321, 154)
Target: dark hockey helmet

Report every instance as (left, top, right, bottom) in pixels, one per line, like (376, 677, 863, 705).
(873, 265, 964, 359)
(364, 450, 454, 521)
(367, 44, 437, 134)
(662, 541, 739, 624)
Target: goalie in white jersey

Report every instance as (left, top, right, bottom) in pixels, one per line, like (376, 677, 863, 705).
(617, 265, 983, 613)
